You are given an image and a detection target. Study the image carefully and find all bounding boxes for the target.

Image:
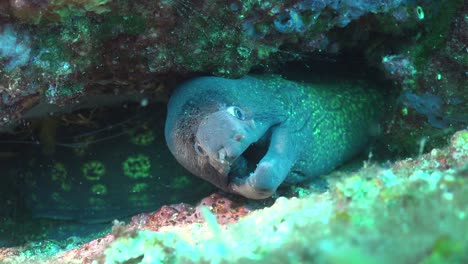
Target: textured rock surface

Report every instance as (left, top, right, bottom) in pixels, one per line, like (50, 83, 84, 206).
(0, 1, 467, 262)
(0, 0, 465, 135)
(1, 130, 466, 263)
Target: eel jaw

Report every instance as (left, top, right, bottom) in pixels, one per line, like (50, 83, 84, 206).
(209, 148, 232, 176)
(227, 128, 272, 183)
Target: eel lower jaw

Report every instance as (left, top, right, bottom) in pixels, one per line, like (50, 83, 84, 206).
(210, 158, 232, 176)
(229, 180, 275, 199)
(227, 129, 272, 183)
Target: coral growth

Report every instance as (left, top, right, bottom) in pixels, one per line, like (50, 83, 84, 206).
(381, 54, 417, 83)
(0, 24, 31, 71)
(378, 1, 467, 157)
(2, 130, 466, 263)
(0, 0, 436, 131)
(0, 0, 466, 262)
(130, 193, 252, 231)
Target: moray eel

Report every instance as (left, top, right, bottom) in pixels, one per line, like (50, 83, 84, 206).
(165, 75, 382, 199)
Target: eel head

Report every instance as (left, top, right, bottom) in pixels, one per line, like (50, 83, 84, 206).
(194, 105, 273, 190)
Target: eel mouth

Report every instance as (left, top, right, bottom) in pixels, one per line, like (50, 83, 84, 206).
(227, 127, 272, 182)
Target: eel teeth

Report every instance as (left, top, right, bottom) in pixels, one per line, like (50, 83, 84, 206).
(218, 148, 226, 163)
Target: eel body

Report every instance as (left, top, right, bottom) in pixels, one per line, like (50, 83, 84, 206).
(165, 75, 382, 199)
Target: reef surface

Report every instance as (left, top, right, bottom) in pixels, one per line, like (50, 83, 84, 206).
(0, 0, 467, 263)
(1, 130, 466, 263)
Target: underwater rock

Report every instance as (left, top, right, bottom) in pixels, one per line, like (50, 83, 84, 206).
(128, 193, 252, 231)
(0, 0, 459, 132)
(0, 1, 467, 262)
(379, 1, 467, 157)
(1, 130, 465, 263)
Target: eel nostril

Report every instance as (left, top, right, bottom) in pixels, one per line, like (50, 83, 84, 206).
(233, 133, 245, 142)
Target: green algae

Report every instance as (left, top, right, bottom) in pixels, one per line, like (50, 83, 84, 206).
(409, 0, 464, 69)
(98, 15, 147, 39)
(0, 1, 466, 262)
(1, 128, 466, 263)
(95, 131, 468, 264)
(122, 154, 152, 179)
(52, 0, 112, 20)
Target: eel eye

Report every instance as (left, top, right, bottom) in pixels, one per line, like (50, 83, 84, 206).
(227, 106, 245, 120)
(194, 142, 207, 156)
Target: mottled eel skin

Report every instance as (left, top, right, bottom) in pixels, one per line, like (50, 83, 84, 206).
(165, 75, 382, 199)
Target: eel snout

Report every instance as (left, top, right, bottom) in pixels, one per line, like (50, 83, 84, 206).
(209, 147, 238, 176)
